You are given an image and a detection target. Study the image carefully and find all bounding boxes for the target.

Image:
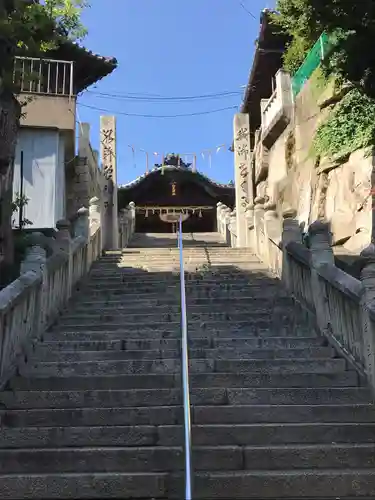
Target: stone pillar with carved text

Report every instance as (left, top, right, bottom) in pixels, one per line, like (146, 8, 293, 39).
(233, 113, 251, 247)
(100, 116, 119, 250)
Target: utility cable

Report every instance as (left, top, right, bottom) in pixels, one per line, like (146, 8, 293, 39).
(78, 102, 237, 118)
(238, 1, 257, 19)
(85, 89, 243, 102)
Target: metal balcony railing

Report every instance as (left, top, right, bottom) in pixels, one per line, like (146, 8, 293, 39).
(13, 56, 74, 97)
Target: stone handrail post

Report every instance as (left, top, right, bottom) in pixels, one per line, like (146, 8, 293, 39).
(360, 244, 375, 388)
(214, 202, 236, 246)
(281, 208, 301, 247)
(89, 196, 102, 252)
(223, 207, 232, 246)
(308, 220, 335, 336)
(264, 202, 281, 270)
(74, 207, 90, 241)
(245, 204, 255, 248)
(119, 208, 131, 248)
(118, 202, 136, 248)
(129, 201, 136, 234)
(229, 210, 237, 248)
(309, 220, 335, 267)
(89, 197, 101, 230)
(254, 197, 265, 257)
(281, 209, 301, 291)
(56, 219, 73, 301)
(20, 234, 47, 276)
(20, 233, 48, 337)
(216, 202, 225, 237)
(74, 206, 90, 273)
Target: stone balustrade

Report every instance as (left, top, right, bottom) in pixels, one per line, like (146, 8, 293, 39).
(260, 69, 293, 148)
(119, 201, 136, 248)
(247, 207, 375, 389)
(217, 202, 237, 247)
(0, 197, 102, 387)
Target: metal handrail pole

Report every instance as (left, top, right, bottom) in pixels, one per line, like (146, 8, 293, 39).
(178, 215, 193, 500)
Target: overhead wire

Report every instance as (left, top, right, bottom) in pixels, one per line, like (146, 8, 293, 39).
(85, 89, 243, 102)
(238, 1, 257, 19)
(78, 101, 237, 118)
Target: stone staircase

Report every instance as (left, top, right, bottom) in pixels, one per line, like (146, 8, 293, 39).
(0, 233, 374, 498)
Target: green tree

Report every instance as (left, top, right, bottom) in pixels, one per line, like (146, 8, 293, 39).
(273, 0, 375, 97)
(0, 0, 89, 90)
(0, 0, 89, 56)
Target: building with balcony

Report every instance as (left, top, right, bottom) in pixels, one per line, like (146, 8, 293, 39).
(240, 9, 291, 149)
(12, 40, 117, 229)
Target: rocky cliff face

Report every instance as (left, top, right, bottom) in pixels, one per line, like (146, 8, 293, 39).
(254, 74, 373, 255)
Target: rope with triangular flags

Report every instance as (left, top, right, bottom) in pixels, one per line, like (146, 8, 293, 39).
(135, 205, 212, 218)
(127, 144, 230, 174)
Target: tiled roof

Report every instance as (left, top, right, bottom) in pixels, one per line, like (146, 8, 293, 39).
(118, 165, 234, 190)
(66, 40, 117, 67)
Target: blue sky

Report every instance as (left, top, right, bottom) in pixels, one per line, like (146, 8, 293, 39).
(78, 0, 270, 185)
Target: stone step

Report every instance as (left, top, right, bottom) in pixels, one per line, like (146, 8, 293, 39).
(179, 470, 375, 499)
(161, 423, 375, 446)
(82, 276, 277, 285)
(9, 371, 359, 391)
(18, 358, 344, 377)
(1, 470, 375, 499)
(1, 387, 368, 410)
(0, 446, 238, 473)
(85, 276, 273, 287)
(90, 263, 263, 273)
(29, 347, 334, 362)
(104, 248, 254, 255)
(43, 329, 316, 343)
(92, 258, 262, 266)
(70, 296, 296, 311)
(50, 319, 313, 333)
(57, 310, 306, 326)
(4, 403, 374, 428)
(1, 423, 375, 448)
(88, 266, 267, 276)
(1, 444, 375, 474)
(81, 280, 274, 290)
(0, 472, 168, 499)
(99, 259, 256, 266)
(194, 404, 375, 424)
(33, 336, 325, 353)
(78, 287, 281, 300)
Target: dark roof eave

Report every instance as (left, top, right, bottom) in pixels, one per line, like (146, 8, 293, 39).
(48, 38, 118, 92)
(118, 165, 235, 192)
(240, 45, 261, 113)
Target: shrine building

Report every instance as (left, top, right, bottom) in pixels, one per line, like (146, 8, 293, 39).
(118, 157, 235, 234)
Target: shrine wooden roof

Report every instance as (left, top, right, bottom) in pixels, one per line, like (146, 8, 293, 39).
(118, 166, 235, 209)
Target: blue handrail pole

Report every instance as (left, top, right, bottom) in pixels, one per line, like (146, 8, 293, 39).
(178, 215, 193, 500)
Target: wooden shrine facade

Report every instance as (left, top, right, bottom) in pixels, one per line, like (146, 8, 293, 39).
(118, 166, 235, 233)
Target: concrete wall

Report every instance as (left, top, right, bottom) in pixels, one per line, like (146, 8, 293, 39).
(254, 73, 373, 254)
(13, 129, 66, 228)
(65, 122, 103, 220)
(20, 94, 76, 131)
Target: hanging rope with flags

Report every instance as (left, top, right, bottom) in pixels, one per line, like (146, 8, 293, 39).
(128, 145, 136, 169)
(127, 143, 231, 175)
